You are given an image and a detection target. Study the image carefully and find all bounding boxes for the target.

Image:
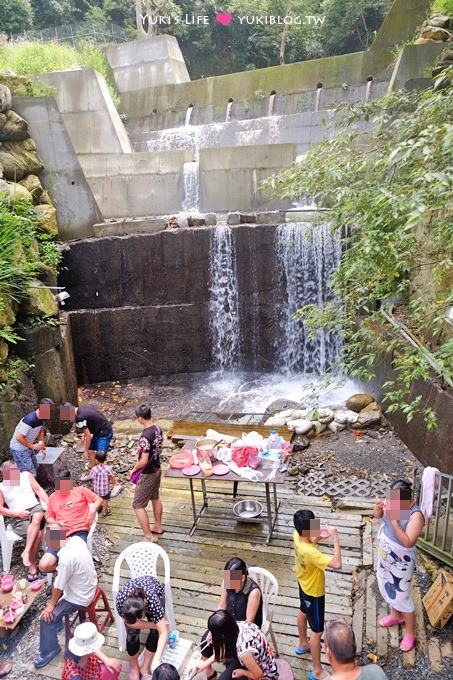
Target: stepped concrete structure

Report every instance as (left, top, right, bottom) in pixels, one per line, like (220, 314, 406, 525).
(11, 0, 441, 235)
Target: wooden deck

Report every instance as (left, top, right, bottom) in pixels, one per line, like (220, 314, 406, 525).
(35, 469, 450, 679)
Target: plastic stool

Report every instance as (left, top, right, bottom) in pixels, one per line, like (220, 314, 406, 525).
(64, 586, 114, 646)
(276, 659, 294, 680)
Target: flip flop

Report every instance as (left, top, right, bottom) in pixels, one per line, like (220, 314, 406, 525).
(400, 635, 415, 652)
(295, 646, 310, 655)
(379, 614, 405, 627)
(27, 572, 39, 582)
(151, 529, 165, 535)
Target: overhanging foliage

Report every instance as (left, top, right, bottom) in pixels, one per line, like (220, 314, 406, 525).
(262, 86, 453, 427)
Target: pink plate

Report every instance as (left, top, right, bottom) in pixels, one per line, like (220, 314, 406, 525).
(4, 611, 16, 624)
(1, 582, 13, 593)
(212, 464, 230, 476)
(320, 528, 331, 539)
(10, 600, 23, 611)
(182, 464, 201, 476)
(31, 580, 44, 591)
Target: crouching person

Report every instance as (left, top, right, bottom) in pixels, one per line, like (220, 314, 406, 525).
(35, 523, 97, 669)
(63, 621, 122, 680)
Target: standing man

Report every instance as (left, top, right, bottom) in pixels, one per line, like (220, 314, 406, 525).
(325, 620, 388, 679)
(0, 460, 49, 579)
(60, 403, 113, 475)
(130, 403, 164, 542)
(34, 523, 97, 669)
(9, 398, 54, 475)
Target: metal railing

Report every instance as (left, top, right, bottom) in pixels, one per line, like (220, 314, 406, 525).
(416, 469, 453, 567)
(10, 21, 131, 47)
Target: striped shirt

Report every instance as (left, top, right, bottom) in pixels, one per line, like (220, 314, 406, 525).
(10, 411, 43, 452)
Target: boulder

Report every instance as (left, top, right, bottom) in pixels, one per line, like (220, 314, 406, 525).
(264, 398, 305, 416)
(312, 420, 327, 435)
(318, 407, 334, 424)
(0, 73, 31, 97)
(0, 84, 12, 113)
(0, 139, 44, 181)
(346, 393, 375, 412)
(7, 181, 33, 203)
(34, 204, 58, 235)
(21, 281, 59, 317)
(429, 13, 450, 28)
(334, 409, 359, 424)
(352, 401, 383, 429)
(264, 415, 287, 428)
(0, 110, 29, 142)
(415, 37, 439, 44)
(19, 174, 44, 203)
(0, 295, 17, 327)
(286, 418, 314, 435)
(420, 26, 451, 41)
(290, 432, 310, 451)
(0, 338, 8, 362)
(0, 178, 8, 195)
(328, 420, 346, 433)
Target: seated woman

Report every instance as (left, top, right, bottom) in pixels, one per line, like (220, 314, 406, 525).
(199, 610, 278, 680)
(200, 557, 263, 680)
(62, 621, 122, 680)
(115, 575, 168, 680)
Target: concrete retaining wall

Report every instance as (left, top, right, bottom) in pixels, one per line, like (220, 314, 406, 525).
(13, 97, 101, 239)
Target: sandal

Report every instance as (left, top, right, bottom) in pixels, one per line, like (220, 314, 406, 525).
(102, 509, 111, 517)
(379, 614, 405, 627)
(27, 572, 39, 582)
(400, 635, 415, 652)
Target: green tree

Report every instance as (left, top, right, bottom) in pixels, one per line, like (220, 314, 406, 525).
(262, 86, 453, 425)
(30, 0, 73, 29)
(0, 0, 33, 35)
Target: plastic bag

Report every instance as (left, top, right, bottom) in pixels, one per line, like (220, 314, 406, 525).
(231, 446, 258, 467)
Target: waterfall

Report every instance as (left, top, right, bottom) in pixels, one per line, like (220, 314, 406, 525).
(209, 226, 241, 370)
(182, 161, 200, 212)
(185, 104, 194, 126)
(276, 221, 341, 374)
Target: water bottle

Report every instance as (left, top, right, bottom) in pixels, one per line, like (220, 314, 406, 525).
(268, 430, 282, 453)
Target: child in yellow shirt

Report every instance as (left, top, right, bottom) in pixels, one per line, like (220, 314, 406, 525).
(293, 509, 342, 680)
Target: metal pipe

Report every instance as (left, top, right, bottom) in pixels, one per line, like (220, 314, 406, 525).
(380, 309, 453, 388)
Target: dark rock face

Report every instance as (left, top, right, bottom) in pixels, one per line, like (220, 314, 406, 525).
(60, 225, 286, 383)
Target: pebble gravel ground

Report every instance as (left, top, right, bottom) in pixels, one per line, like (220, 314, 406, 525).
(1, 380, 451, 679)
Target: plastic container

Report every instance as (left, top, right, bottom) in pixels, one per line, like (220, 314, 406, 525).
(198, 451, 213, 476)
(267, 430, 283, 453)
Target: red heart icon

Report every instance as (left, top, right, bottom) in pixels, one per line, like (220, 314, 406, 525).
(216, 12, 233, 26)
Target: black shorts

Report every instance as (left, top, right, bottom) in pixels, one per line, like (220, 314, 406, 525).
(298, 585, 325, 633)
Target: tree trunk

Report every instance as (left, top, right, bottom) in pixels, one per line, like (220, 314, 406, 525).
(279, 0, 292, 65)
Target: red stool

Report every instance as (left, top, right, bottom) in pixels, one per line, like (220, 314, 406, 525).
(64, 586, 114, 646)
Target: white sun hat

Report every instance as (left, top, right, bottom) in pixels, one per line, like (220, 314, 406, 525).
(68, 621, 105, 656)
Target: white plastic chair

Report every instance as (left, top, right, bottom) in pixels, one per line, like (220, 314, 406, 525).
(0, 514, 24, 573)
(248, 566, 279, 655)
(112, 542, 176, 652)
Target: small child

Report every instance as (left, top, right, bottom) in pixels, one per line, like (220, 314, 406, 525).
(293, 509, 342, 680)
(90, 451, 122, 517)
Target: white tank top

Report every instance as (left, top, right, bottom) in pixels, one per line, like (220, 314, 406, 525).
(0, 471, 38, 511)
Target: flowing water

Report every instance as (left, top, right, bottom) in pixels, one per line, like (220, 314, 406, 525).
(209, 225, 241, 370)
(276, 222, 341, 374)
(181, 161, 200, 212)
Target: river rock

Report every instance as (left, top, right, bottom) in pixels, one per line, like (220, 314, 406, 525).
(19, 174, 44, 203)
(0, 84, 12, 112)
(328, 420, 346, 433)
(346, 393, 375, 412)
(420, 26, 451, 41)
(7, 181, 33, 203)
(265, 399, 305, 416)
(0, 339, 8, 362)
(0, 110, 29, 141)
(287, 418, 314, 435)
(21, 281, 59, 317)
(34, 204, 58, 235)
(334, 409, 359, 424)
(264, 415, 287, 427)
(0, 73, 30, 97)
(290, 432, 310, 451)
(352, 401, 383, 428)
(318, 408, 334, 424)
(429, 13, 450, 28)
(312, 420, 327, 435)
(0, 139, 44, 181)
(0, 294, 16, 327)
(0, 177, 8, 195)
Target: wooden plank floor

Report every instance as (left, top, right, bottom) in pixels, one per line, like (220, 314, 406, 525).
(35, 470, 451, 678)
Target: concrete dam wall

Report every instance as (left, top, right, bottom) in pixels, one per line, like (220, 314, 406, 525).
(60, 223, 341, 384)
